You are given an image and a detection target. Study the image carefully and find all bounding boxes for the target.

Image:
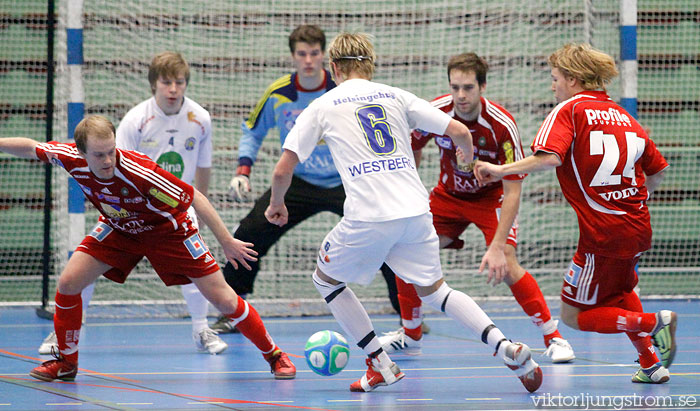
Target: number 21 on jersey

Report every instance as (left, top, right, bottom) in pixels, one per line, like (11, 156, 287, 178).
(355, 104, 397, 155)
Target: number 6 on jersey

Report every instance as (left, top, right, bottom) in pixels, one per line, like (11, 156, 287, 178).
(355, 104, 396, 155)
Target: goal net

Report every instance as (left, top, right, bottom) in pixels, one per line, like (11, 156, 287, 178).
(1, 0, 698, 316)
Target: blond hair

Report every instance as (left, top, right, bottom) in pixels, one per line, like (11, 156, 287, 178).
(548, 43, 618, 90)
(74, 115, 116, 153)
(328, 32, 376, 79)
(148, 51, 190, 94)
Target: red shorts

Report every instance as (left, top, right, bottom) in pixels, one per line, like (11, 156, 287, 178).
(560, 251, 640, 309)
(429, 185, 517, 249)
(76, 221, 220, 286)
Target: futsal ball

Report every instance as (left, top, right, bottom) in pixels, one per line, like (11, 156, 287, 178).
(304, 330, 350, 376)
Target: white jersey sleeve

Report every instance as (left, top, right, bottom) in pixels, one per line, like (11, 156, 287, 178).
(400, 89, 452, 136)
(282, 102, 323, 163)
(197, 113, 213, 169)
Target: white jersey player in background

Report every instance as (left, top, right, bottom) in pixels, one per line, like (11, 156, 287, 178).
(39, 51, 228, 355)
(264, 32, 543, 393)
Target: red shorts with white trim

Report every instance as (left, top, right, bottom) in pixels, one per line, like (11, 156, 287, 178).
(429, 184, 517, 249)
(76, 221, 220, 286)
(560, 251, 640, 309)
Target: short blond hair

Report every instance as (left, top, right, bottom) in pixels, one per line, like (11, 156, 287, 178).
(74, 115, 115, 153)
(548, 43, 618, 90)
(328, 32, 376, 79)
(148, 51, 190, 94)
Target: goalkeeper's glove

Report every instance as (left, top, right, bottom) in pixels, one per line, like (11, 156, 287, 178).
(228, 165, 252, 202)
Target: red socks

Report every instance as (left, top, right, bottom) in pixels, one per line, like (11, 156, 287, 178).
(577, 291, 659, 368)
(395, 276, 423, 340)
(618, 291, 659, 368)
(226, 295, 276, 355)
(54, 291, 82, 365)
(577, 306, 656, 334)
(509, 272, 561, 345)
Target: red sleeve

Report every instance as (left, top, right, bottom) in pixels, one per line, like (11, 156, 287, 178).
(640, 137, 669, 176)
(151, 165, 195, 212)
(411, 129, 433, 151)
(34, 141, 80, 169)
(531, 104, 574, 162)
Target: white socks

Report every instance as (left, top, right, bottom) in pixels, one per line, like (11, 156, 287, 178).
(81, 282, 95, 313)
(313, 271, 385, 361)
(181, 282, 210, 333)
(421, 282, 508, 354)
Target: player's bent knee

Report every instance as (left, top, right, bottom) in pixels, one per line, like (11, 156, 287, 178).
(312, 270, 346, 303)
(419, 281, 452, 312)
(559, 302, 581, 330)
(504, 267, 525, 286)
(57, 273, 92, 295)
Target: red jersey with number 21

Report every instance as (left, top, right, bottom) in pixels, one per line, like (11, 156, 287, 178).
(531, 91, 668, 258)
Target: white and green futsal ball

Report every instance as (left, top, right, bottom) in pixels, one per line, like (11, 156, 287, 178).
(304, 330, 350, 376)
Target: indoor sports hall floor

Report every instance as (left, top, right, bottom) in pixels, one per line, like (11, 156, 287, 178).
(1, 300, 698, 410)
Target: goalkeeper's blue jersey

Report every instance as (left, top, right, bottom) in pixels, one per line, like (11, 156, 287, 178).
(239, 70, 341, 188)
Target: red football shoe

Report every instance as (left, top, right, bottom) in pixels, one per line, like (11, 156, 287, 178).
(265, 350, 296, 379)
(350, 358, 405, 392)
(30, 351, 78, 382)
(503, 342, 543, 392)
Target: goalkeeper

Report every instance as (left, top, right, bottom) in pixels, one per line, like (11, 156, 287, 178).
(218, 25, 401, 331)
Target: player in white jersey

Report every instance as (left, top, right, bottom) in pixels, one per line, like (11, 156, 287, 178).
(265, 32, 543, 393)
(37, 52, 227, 355)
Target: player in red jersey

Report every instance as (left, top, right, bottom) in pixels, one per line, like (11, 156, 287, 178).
(0, 115, 296, 381)
(379, 52, 575, 363)
(475, 43, 676, 383)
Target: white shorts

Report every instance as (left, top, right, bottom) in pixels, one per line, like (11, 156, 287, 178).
(316, 213, 443, 286)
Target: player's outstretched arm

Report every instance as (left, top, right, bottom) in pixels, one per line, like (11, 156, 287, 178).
(444, 119, 474, 163)
(192, 189, 258, 270)
(475, 152, 561, 185)
(265, 149, 299, 227)
(0, 137, 40, 160)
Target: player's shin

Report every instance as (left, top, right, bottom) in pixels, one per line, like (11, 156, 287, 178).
(395, 276, 423, 337)
(510, 272, 561, 338)
(225, 295, 276, 354)
(54, 291, 83, 364)
(420, 282, 509, 354)
(312, 270, 391, 365)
